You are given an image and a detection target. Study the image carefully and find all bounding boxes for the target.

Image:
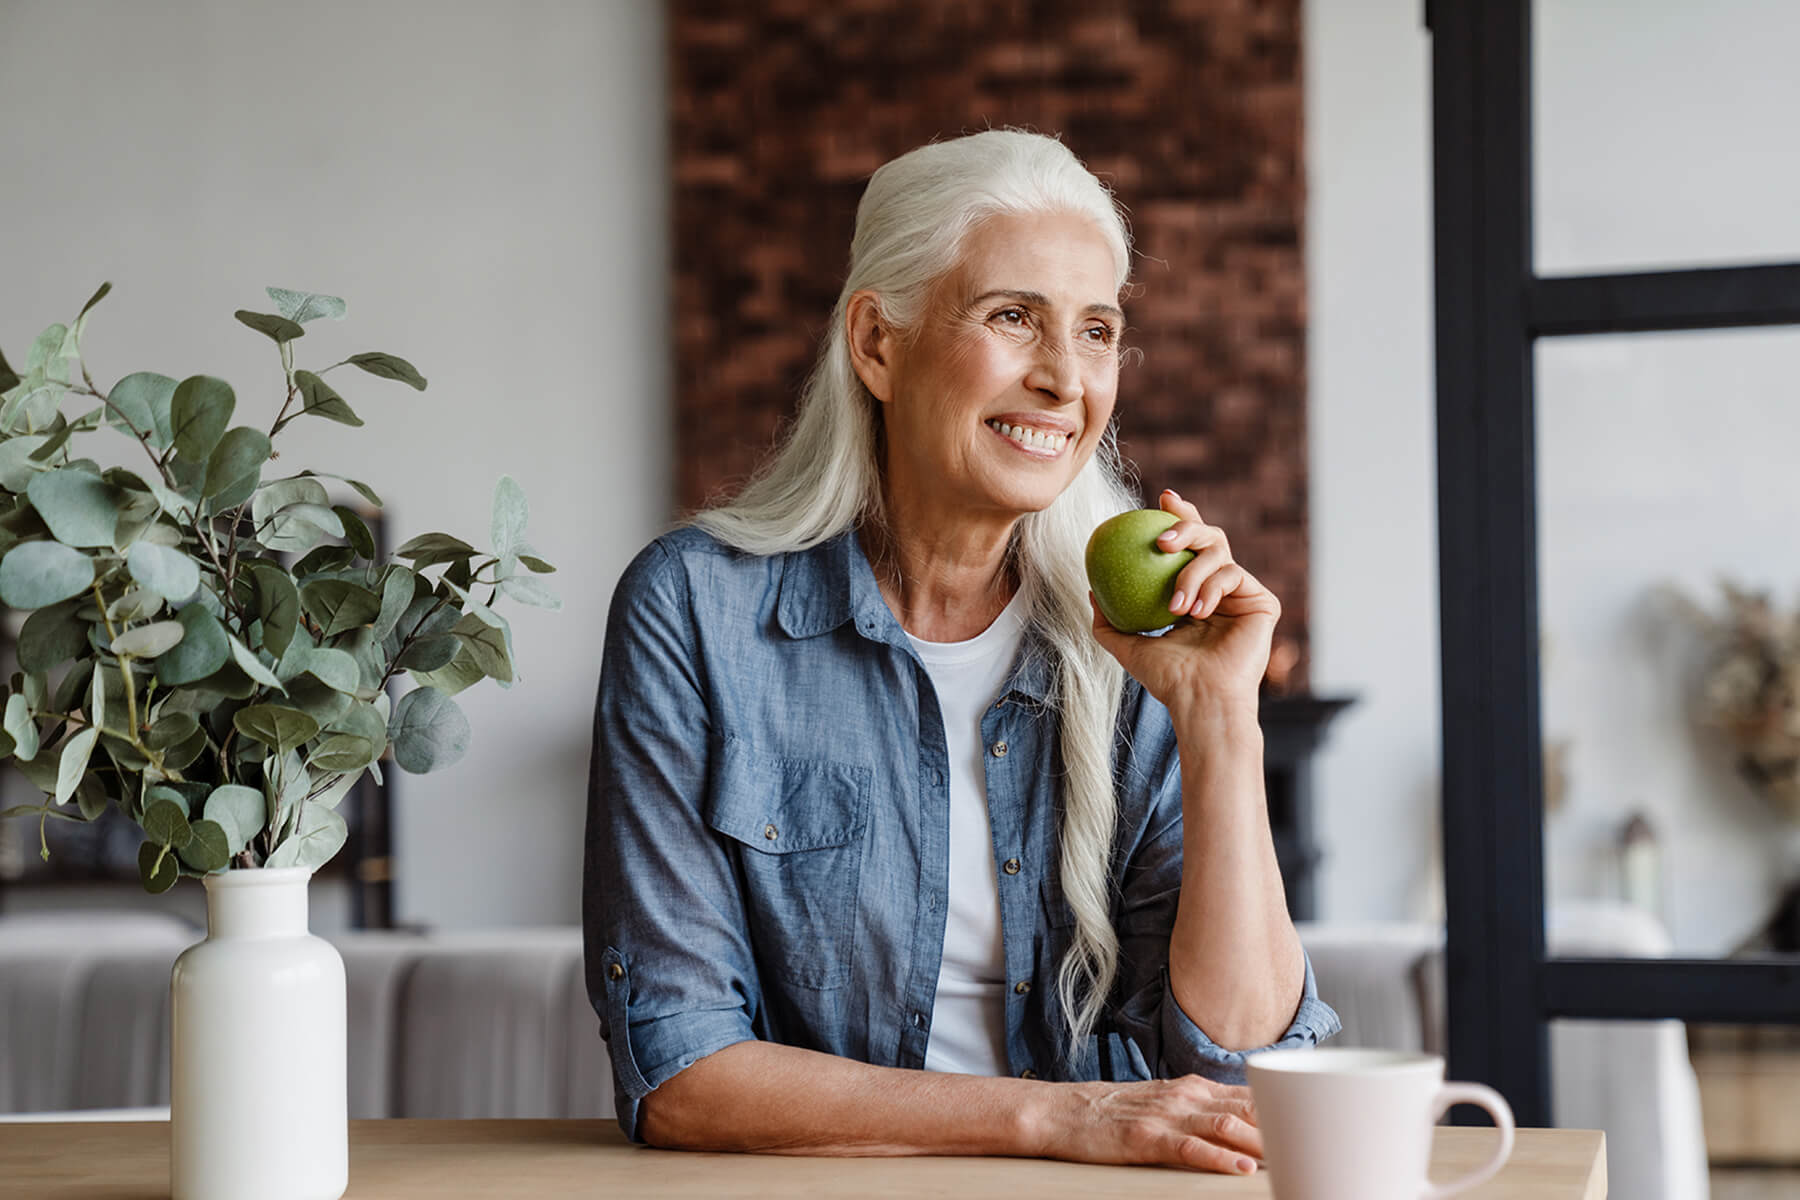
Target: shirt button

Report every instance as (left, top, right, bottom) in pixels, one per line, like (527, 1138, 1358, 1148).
(1002, 858, 1021, 876)
(763, 824, 778, 841)
(608, 963, 624, 981)
(1019, 1068, 1037, 1080)
(913, 1012, 927, 1029)
(991, 741, 1009, 758)
(1014, 980, 1031, 995)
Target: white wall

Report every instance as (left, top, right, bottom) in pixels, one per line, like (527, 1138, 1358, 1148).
(1306, 0, 1800, 952)
(0, 0, 670, 930)
(1303, 0, 1442, 924)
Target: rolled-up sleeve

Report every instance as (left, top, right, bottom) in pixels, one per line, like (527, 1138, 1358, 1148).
(1107, 686, 1341, 1085)
(584, 540, 761, 1142)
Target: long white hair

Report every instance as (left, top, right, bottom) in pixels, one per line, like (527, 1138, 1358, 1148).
(693, 130, 1138, 1062)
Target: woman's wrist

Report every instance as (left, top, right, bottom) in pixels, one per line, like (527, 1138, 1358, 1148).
(1013, 1078, 1084, 1159)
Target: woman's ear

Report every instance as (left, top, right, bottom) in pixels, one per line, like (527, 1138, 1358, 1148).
(845, 290, 896, 404)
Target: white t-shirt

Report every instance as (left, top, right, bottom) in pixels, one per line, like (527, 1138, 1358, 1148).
(905, 592, 1027, 1077)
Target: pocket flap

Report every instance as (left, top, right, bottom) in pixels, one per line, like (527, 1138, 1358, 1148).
(707, 738, 870, 853)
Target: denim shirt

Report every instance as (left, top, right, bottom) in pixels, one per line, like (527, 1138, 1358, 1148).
(584, 526, 1340, 1142)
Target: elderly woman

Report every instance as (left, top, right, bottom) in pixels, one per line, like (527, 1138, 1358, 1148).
(584, 129, 1338, 1175)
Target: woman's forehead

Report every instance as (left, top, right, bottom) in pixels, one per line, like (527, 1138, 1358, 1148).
(951, 212, 1122, 308)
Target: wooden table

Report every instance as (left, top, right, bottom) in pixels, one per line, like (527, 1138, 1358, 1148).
(0, 1119, 1605, 1198)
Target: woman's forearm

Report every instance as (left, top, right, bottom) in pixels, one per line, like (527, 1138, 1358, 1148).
(640, 1039, 1055, 1156)
(1164, 696, 1305, 1051)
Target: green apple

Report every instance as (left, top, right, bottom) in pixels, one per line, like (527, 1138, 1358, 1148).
(1085, 509, 1195, 633)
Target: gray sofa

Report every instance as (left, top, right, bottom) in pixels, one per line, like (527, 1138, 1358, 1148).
(0, 906, 1706, 1198)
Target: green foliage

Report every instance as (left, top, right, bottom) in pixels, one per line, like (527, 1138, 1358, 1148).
(0, 284, 557, 888)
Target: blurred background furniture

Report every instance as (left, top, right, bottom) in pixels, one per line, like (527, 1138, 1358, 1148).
(0, 902, 1706, 1200)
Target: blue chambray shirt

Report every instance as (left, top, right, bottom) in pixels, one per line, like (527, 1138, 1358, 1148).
(584, 526, 1340, 1142)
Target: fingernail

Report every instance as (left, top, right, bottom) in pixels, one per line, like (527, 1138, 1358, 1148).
(1170, 590, 1185, 611)
(1158, 530, 1177, 542)
(1237, 1158, 1257, 1174)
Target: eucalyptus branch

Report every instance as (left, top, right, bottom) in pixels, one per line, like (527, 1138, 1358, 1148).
(1, 284, 548, 892)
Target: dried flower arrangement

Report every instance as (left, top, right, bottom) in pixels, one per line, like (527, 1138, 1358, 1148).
(1674, 580, 1800, 823)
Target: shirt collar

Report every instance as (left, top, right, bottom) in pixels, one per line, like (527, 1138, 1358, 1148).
(776, 528, 1054, 704)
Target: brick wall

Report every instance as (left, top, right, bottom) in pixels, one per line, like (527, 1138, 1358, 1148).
(671, 0, 1310, 687)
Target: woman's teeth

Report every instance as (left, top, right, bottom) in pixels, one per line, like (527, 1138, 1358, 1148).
(986, 419, 1069, 453)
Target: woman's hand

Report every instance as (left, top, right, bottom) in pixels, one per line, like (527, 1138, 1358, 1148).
(1088, 489, 1280, 716)
(1029, 1075, 1264, 1175)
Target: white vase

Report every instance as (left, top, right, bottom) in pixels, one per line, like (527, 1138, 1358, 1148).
(170, 866, 348, 1200)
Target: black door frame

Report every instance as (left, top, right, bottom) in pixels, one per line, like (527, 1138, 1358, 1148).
(1428, 0, 1800, 1127)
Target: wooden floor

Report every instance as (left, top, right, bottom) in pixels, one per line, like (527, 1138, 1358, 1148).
(1710, 1167, 1800, 1199)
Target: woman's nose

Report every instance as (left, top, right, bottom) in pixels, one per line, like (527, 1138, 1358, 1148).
(1024, 340, 1085, 406)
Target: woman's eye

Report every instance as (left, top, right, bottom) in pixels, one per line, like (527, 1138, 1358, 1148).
(1084, 325, 1117, 345)
(992, 307, 1028, 326)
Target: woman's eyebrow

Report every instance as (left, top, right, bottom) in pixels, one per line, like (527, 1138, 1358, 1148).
(969, 289, 1124, 322)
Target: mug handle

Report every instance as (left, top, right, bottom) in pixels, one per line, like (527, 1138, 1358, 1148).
(1419, 1082, 1516, 1200)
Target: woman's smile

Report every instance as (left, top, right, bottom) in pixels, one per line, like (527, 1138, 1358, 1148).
(985, 417, 1072, 458)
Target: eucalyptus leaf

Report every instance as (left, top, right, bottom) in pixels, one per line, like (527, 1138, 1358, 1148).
(287, 370, 361, 429)
(309, 769, 362, 812)
(398, 633, 460, 672)
(265, 803, 347, 869)
(0, 541, 95, 609)
(295, 647, 360, 694)
(518, 554, 556, 574)
(4, 693, 39, 762)
(203, 783, 264, 853)
(394, 532, 474, 568)
(156, 605, 230, 686)
(252, 477, 329, 527)
(245, 561, 300, 657)
(169, 375, 235, 462)
(499, 574, 561, 611)
(233, 704, 319, 755)
(176, 818, 232, 872)
(144, 475, 200, 523)
(17, 599, 91, 672)
(371, 565, 417, 641)
(227, 635, 285, 692)
(233, 311, 305, 344)
(75, 774, 108, 821)
(77, 282, 113, 320)
(307, 733, 379, 773)
(110, 621, 185, 658)
(411, 645, 485, 697)
(126, 542, 200, 604)
(389, 687, 469, 774)
(267, 288, 346, 324)
(107, 587, 162, 624)
(346, 352, 426, 390)
(53, 727, 100, 805)
(145, 712, 201, 754)
(0, 436, 52, 490)
(105, 372, 178, 449)
(297, 471, 382, 508)
(452, 611, 512, 685)
(335, 506, 375, 559)
(138, 841, 178, 893)
(144, 782, 191, 818)
(491, 475, 528, 559)
(299, 579, 381, 638)
(202, 426, 271, 500)
(141, 796, 192, 849)
(26, 468, 120, 548)
(89, 660, 106, 733)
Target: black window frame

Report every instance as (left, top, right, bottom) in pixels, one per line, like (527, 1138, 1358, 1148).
(1428, 0, 1800, 1127)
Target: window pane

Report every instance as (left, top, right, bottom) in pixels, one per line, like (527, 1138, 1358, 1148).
(1534, 0, 1800, 274)
(1536, 328, 1800, 961)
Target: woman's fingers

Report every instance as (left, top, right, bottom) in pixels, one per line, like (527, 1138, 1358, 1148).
(1174, 1132, 1260, 1175)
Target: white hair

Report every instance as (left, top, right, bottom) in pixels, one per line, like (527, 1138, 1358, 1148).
(693, 129, 1138, 1063)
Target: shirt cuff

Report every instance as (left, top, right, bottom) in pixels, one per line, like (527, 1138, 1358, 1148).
(597, 947, 758, 1143)
(1157, 951, 1342, 1084)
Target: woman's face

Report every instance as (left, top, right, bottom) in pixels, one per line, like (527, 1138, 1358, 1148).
(872, 210, 1123, 528)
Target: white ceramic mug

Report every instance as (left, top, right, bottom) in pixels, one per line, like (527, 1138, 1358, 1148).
(1245, 1048, 1515, 1200)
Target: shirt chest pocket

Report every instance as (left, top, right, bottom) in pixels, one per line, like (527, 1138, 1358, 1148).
(706, 738, 871, 990)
